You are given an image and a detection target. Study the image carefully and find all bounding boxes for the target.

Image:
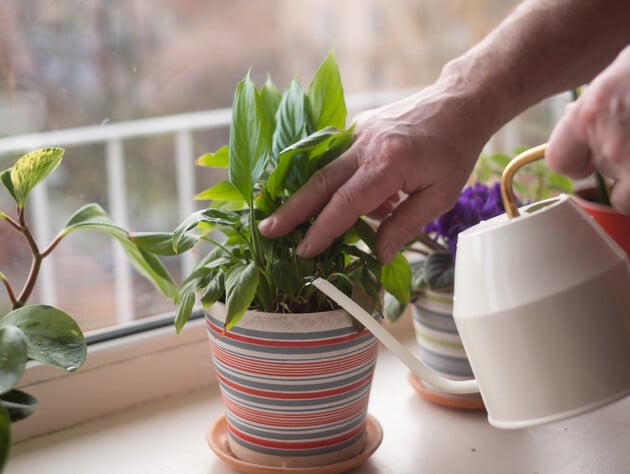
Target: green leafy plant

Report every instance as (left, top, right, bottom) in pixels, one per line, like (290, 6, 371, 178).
(0, 147, 178, 470)
(171, 51, 411, 332)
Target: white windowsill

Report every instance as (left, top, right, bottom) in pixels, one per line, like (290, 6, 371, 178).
(8, 314, 630, 474)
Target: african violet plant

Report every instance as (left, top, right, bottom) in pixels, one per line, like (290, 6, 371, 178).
(172, 51, 411, 332)
(0, 147, 178, 470)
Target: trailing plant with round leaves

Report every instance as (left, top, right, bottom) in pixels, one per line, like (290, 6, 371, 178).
(171, 51, 411, 332)
(0, 147, 179, 470)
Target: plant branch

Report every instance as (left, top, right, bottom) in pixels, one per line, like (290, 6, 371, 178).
(0, 273, 18, 306)
(15, 209, 43, 308)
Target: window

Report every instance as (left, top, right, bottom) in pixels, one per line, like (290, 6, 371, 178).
(1, 0, 576, 443)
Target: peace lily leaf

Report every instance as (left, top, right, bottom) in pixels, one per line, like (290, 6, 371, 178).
(131, 232, 197, 256)
(272, 80, 308, 160)
(7, 148, 64, 209)
(260, 77, 282, 129)
(0, 404, 9, 472)
(1, 389, 38, 422)
(307, 51, 346, 130)
(381, 251, 411, 306)
(173, 208, 240, 252)
(229, 73, 272, 206)
(195, 180, 244, 202)
(266, 126, 342, 199)
(0, 305, 86, 371)
(224, 262, 259, 330)
(0, 326, 28, 393)
(174, 285, 197, 334)
(58, 204, 177, 299)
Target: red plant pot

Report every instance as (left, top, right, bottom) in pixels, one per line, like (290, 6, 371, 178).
(573, 188, 630, 258)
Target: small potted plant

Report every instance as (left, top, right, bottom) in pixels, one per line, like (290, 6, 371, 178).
(384, 149, 572, 409)
(0, 147, 178, 470)
(170, 51, 410, 470)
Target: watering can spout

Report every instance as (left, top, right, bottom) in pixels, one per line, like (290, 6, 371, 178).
(312, 278, 480, 395)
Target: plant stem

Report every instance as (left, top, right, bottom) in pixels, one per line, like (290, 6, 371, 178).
(15, 208, 43, 308)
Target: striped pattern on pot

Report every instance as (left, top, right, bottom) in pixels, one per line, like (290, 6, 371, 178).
(206, 304, 379, 462)
(411, 289, 474, 378)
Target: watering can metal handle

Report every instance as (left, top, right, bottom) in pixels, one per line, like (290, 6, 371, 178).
(312, 278, 480, 395)
(500, 143, 548, 219)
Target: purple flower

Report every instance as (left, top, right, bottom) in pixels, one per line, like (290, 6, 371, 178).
(422, 182, 505, 257)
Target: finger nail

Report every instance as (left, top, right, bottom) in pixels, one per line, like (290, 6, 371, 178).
(297, 239, 309, 258)
(258, 217, 275, 234)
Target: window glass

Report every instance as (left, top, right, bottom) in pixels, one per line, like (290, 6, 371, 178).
(0, 0, 524, 335)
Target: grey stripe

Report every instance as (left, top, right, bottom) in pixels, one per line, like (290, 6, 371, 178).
(417, 346, 474, 377)
(412, 307, 458, 333)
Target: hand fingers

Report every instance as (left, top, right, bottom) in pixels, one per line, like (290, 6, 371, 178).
(610, 179, 630, 214)
(366, 193, 401, 221)
(546, 103, 596, 179)
(258, 150, 358, 238)
(296, 161, 408, 258)
(375, 187, 455, 262)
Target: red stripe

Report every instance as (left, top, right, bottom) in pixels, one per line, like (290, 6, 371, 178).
(223, 397, 369, 427)
(211, 344, 377, 377)
(207, 319, 370, 347)
(227, 421, 366, 450)
(215, 370, 374, 400)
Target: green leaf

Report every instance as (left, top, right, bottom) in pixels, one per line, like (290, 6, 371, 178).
(196, 146, 229, 168)
(271, 259, 298, 297)
(131, 232, 197, 256)
(229, 73, 272, 206)
(174, 285, 197, 334)
(422, 251, 455, 290)
(383, 291, 407, 323)
(0, 404, 9, 472)
(0, 326, 28, 393)
(8, 148, 64, 209)
(380, 251, 411, 306)
(59, 204, 178, 299)
(272, 80, 309, 159)
(173, 208, 240, 252)
(194, 180, 244, 202)
(260, 77, 282, 129)
(0, 169, 17, 204)
(224, 263, 259, 330)
(0, 305, 86, 371)
(266, 126, 345, 199)
(199, 271, 225, 308)
(1, 389, 38, 422)
(307, 51, 346, 130)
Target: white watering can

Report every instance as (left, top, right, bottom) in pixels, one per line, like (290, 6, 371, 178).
(314, 143, 630, 429)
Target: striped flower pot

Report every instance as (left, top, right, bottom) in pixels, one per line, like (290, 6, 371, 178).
(411, 289, 473, 379)
(410, 289, 484, 409)
(206, 303, 379, 468)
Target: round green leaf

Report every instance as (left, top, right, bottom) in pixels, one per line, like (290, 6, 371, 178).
(1, 388, 38, 422)
(0, 305, 86, 371)
(0, 326, 28, 393)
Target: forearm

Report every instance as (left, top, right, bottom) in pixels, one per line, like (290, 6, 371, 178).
(441, 0, 630, 137)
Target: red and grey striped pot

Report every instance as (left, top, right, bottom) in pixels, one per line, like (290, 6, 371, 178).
(206, 303, 379, 468)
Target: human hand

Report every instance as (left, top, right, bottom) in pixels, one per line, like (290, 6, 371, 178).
(547, 45, 630, 214)
(258, 83, 490, 263)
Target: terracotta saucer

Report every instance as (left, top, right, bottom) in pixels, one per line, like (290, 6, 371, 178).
(207, 414, 383, 474)
(408, 372, 486, 411)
